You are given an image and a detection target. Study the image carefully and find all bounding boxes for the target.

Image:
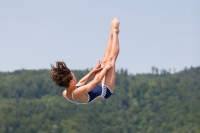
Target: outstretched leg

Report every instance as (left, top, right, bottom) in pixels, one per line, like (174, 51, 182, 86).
(101, 19, 115, 67)
(102, 18, 120, 92)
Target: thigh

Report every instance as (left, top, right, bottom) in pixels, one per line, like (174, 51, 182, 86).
(101, 63, 116, 92)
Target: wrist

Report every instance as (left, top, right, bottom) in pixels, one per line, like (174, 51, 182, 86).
(91, 69, 95, 73)
(103, 67, 108, 71)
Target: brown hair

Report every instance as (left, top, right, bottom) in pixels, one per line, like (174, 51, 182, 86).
(50, 61, 73, 88)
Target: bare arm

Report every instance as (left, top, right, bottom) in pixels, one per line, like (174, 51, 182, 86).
(76, 69, 98, 86)
(75, 62, 112, 94)
(76, 60, 102, 86)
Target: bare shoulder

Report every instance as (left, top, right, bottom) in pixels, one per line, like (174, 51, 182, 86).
(62, 90, 66, 98)
(73, 85, 87, 95)
(73, 86, 90, 103)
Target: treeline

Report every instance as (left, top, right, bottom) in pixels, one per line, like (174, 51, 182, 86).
(0, 67, 200, 133)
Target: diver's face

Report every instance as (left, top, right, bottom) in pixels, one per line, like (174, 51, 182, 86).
(71, 72, 77, 85)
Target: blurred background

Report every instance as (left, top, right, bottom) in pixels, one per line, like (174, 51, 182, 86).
(1, 1, 200, 133)
(1, 0, 199, 74)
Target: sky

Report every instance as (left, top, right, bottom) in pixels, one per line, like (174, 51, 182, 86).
(0, 0, 200, 74)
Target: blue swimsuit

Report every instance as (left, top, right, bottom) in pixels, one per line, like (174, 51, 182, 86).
(65, 83, 113, 105)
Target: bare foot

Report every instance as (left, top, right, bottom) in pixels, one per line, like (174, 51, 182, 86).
(111, 17, 120, 34)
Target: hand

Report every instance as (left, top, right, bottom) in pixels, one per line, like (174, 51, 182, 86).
(93, 60, 103, 73)
(104, 62, 112, 71)
(94, 60, 101, 69)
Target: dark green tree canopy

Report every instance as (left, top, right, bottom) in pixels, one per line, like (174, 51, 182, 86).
(0, 67, 200, 133)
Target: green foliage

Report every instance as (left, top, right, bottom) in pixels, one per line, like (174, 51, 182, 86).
(0, 67, 200, 133)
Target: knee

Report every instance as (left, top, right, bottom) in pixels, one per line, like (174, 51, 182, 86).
(108, 55, 116, 63)
(103, 56, 115, 65)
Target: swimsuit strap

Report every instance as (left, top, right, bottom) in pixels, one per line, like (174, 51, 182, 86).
(72, 91, 80, 105)
(64, 90, 78, 104)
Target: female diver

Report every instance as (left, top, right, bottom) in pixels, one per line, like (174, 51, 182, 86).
(50, 18, 120, 105)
